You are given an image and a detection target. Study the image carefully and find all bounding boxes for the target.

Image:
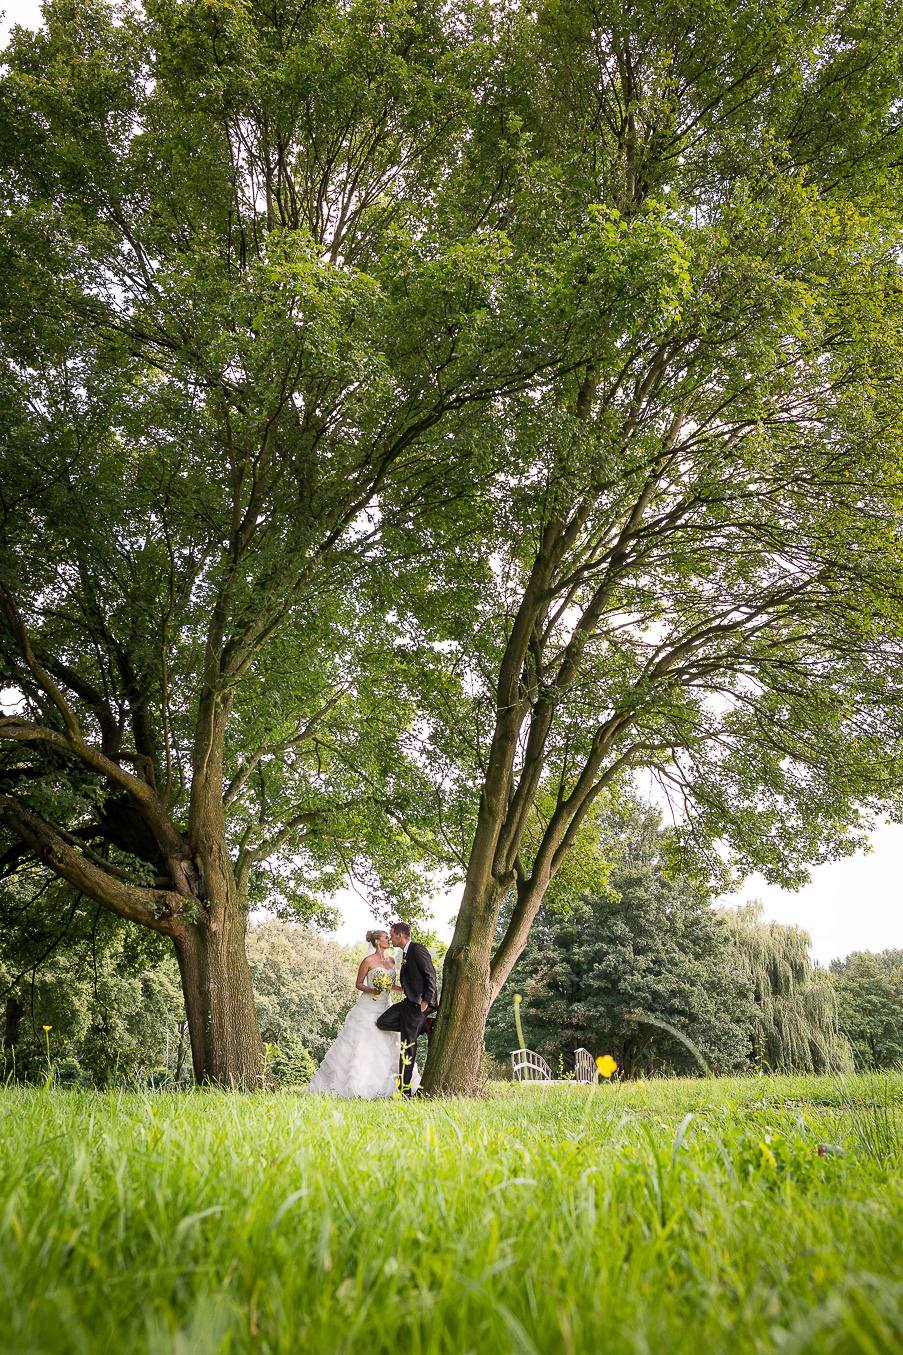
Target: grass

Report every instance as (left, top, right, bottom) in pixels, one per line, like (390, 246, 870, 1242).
(1, 1073, 902, 1354)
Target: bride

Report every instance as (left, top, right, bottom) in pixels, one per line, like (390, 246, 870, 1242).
(306, 929, 421, 1098)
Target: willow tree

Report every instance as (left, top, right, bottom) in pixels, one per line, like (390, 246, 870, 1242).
(412, 0, 903, 1093)
(723, 904, 852, 1073)
(0, 0, 565, 1085)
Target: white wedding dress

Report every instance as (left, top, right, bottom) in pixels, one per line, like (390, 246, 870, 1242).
(306, 961, 422, 1099)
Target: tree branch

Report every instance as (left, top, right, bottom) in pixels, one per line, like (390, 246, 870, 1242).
(0, 794, 189, 934)
(0, 581, 85, 745)
(0, 719, 195, 894)
(222, 685, 351, 810)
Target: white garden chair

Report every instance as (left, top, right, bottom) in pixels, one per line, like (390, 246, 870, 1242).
(510, 1048, 554, 1082)
(573, 1047, 598, 1084)
(510, 1047, 598, 1083)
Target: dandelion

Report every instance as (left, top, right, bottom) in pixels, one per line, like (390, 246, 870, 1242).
(42, 1025, 52, 1032)
(513, 993, 526, 1051)
(41, 1025, 53, 1078)
(596, 1054, 617, 1079)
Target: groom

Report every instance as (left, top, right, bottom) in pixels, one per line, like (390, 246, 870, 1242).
(376, 922, 438, 1096)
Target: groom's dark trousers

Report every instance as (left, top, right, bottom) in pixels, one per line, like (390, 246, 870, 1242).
(376, 941, 438, 1093)
(375, 1000, 428, 1091)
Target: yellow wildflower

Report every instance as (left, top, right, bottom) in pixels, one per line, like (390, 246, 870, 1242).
(596, 1054, 617, 1079)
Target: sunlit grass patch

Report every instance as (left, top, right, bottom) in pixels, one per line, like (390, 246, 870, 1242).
(1, 1074, 902, 1354)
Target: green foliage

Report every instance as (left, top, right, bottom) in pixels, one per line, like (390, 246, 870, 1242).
(245, 919, 359, 1061)
(268, 1033, 319, 1089)
(53, 1055, 93, 1090)
(1, 1076, 902, 1353)
(723, 903, 854, 1074)
(0, 888, 370, 1084)
(485, 803, 756, 1076)
(830, 950, 903, 1070)
(0, 876, 185, 1086)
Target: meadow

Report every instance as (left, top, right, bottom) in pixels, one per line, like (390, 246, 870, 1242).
(1, 1075, 902, 1355)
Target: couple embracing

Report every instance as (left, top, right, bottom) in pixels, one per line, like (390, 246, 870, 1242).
(307, 922, 438, 1099)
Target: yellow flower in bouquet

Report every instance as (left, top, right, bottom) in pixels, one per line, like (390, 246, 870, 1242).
(370, 970, 393, 995)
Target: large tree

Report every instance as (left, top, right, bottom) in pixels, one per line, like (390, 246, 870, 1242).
(0, 0, 569, 1085)
(723, 903, 852, 1074)
(414, 0, 903, 1092)
(484, 801, 757, 1077)
(830, 950, 903, 1069)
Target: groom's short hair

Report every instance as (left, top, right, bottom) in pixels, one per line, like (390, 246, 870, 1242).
(391, 921, 411, 939)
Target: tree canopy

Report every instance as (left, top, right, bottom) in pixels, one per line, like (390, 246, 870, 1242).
(484, 802, 757, 1077)
(3, 0, 903, 1092)
(830, 950, 903, 1069)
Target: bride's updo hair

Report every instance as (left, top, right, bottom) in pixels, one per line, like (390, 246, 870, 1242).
(365, 928, 389, 946)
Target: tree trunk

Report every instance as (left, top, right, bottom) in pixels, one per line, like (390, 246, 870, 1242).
(174, 1021, 187, 1082)
(422, 880, 499, 1096)
(166, 689, 269, 1088)
(3, 994, 23, 1051)
(172, 905, 267, 1089)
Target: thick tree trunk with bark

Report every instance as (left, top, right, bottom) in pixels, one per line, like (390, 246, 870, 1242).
(172, 907, 265, 1088)
(423, 959, 491, 1095)
(423, 873, 550, 1096)
(168, 691, 268, 1087)
(421, 809, 510, 1094)
(422, 900, 496, 1095)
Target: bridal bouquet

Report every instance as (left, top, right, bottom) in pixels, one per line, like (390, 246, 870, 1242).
(370, 970, 393, 995)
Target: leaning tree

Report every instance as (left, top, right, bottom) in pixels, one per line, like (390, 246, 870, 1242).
(0, 0, 579, 1085)
(403, 0, 903, 1093)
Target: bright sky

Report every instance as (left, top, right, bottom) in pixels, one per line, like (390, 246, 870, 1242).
(3, 0, 901, 967)
(718, 820, 903, 965)
(1, 0, 41, 44)
(327, 823, 903, 967)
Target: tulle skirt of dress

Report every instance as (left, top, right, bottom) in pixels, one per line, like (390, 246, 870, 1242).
(306, 992, 422, 1099)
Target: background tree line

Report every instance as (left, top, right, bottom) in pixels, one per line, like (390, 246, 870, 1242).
(483, 799, 901, 1078)
(4, 791, 899, 1086)
(0, 884, 367, 1087)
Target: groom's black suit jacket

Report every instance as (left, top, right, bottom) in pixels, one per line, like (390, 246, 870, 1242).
(399, 942, 438, 1010)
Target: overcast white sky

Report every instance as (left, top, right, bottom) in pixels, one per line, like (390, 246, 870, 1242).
(327, 822, 903, 967)
(724, 821, 903, 964)
(4, 0, 901, 966)
(2, 0, 41, 44)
